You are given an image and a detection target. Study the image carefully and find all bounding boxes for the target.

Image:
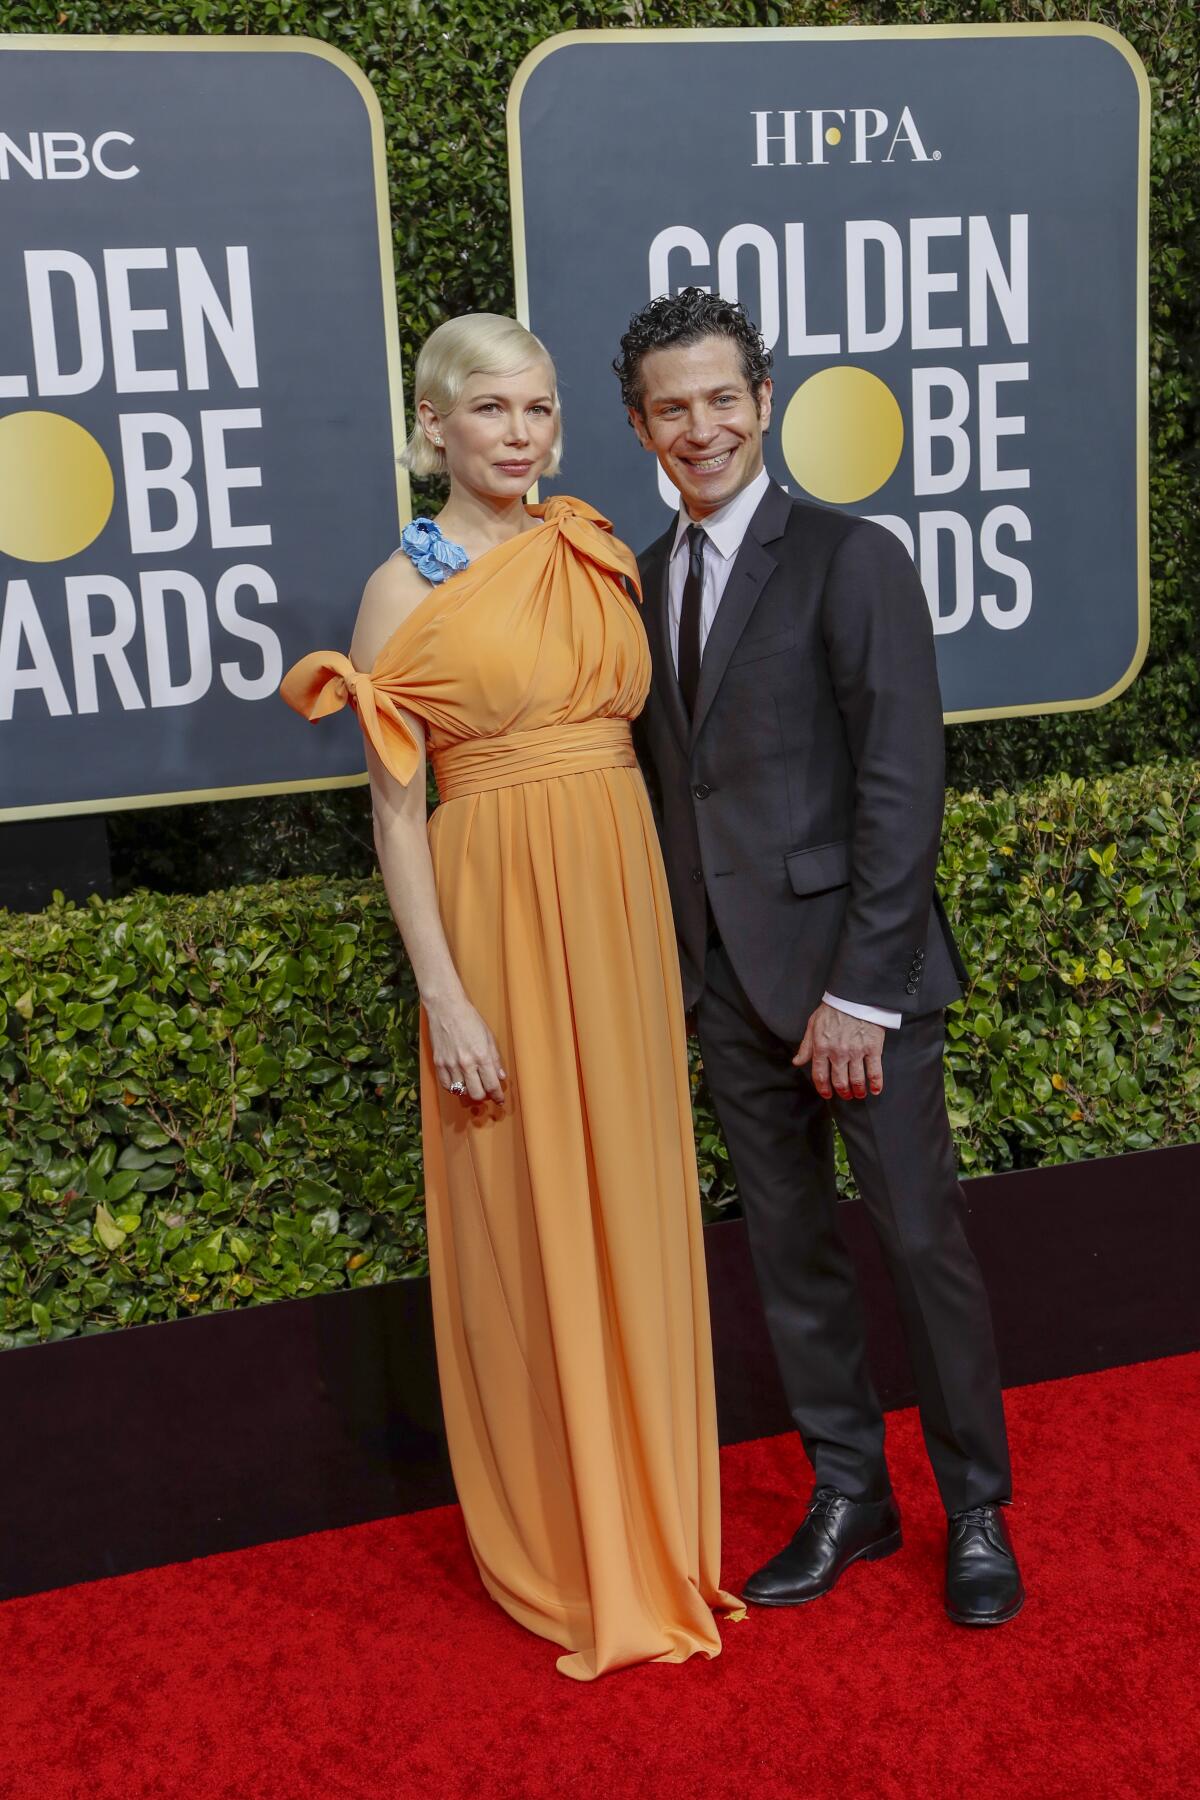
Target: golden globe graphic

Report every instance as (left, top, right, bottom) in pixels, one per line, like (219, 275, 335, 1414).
(0, 37, 408, 820)
(0, 413, 115, 563)
(780, 368, 905, 507)
(509, 25, 1149, 721)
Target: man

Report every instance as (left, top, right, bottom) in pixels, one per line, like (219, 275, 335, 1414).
(615, 287, 1024, 1626)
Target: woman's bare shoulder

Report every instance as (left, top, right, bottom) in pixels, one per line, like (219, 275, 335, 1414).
(350, 552, 430, 668)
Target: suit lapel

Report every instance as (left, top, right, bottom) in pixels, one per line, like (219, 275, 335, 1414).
(690, 479, 792, 744)
(640, 527, 690, 756)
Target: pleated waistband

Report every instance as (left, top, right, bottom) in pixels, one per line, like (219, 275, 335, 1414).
(432, 718, 637, 800)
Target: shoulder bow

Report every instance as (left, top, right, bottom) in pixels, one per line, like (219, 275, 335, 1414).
(279, 650, 422, 786)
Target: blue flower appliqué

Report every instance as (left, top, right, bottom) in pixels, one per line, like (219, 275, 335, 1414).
(399, 517, 470, 586)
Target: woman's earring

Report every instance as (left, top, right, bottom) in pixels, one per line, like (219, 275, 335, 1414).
(433, 435, 443, 446)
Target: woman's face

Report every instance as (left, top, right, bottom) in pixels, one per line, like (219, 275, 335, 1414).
(423, 363, 558, 499)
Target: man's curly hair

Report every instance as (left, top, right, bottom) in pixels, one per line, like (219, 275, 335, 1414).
(613, 287, 773, 417)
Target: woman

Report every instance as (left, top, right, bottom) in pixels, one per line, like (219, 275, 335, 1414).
(281, 314, 742, 1680)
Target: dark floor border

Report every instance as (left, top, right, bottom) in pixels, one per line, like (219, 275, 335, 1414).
(2, 1145, 1196, 1601)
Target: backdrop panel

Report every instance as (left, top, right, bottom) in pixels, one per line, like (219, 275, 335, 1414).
(509, 24, 1149, 722)
(0, 35, 407, 819)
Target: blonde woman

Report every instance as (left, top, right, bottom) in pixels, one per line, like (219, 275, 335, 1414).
(281, 315, 742, 1680)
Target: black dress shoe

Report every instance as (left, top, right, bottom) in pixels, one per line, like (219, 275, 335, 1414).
(945, 1504, 1025, 1626)
(742, 1486, 903, 1607)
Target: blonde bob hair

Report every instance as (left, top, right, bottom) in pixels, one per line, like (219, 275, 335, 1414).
(400, 313, 563, 478)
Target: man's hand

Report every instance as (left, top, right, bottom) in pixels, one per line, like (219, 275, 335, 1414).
(794, 1002, 886, 1100)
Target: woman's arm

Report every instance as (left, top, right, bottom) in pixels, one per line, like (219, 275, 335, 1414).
(351, 563, 506, 1104)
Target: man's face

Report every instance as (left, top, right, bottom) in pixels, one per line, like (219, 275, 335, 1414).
(630, 336, 772, 520)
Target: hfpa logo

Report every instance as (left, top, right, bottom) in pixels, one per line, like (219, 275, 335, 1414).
(751, 109, 940, 167)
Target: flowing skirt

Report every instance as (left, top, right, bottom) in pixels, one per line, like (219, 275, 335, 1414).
(420, 763, 741, 1680)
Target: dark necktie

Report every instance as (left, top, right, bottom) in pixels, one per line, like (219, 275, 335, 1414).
(677, 523, 706, 719)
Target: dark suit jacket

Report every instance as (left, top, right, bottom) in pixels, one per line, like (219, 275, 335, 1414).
(634, 478, 966, 1042)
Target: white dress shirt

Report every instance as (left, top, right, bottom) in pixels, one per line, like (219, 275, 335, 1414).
(668, 466, 902, 1032)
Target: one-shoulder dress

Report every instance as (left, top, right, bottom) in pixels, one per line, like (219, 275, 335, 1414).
(281, 495, 742, 1679)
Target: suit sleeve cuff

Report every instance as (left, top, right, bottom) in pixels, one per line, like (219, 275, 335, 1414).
(823, 992, 902, 1030)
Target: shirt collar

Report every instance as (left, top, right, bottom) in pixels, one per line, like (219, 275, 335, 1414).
(671, 464, 772, 563)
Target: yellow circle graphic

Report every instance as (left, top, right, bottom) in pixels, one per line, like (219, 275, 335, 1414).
(781, 367, 905, 505)
(825, 126, 842, 145)
(0, 411, 115, 561)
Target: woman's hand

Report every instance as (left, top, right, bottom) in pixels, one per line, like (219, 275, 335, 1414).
(425, 994, 507, 1103)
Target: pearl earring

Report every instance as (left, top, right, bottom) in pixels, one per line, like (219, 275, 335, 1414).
(433, 436, 443, 446)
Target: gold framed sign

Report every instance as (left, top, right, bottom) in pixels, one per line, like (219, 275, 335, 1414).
(0, 36, 409, 819)
(509, 26, 1149, 723)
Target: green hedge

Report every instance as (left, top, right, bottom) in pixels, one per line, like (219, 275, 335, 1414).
(2, 761, 1197, 1348)
(5, 0, 1187, 893)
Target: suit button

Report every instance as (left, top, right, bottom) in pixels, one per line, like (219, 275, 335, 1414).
(905, 981, 918, 995)
(693, 783, 711, 800)
(691, 868, 703, 884)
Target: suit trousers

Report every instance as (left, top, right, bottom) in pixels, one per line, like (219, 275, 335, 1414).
(695, 939, 1012, 1516)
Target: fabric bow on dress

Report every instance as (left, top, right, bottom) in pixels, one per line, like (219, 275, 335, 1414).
(281, 650, 422, 786)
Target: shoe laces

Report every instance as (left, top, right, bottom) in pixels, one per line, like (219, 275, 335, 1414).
(808, 1486, 845, 1522)
(953, 1504, 997, 1529)
(952, 1504, 1001, 1542)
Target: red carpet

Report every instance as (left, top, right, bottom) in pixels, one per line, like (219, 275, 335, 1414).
(3, 1354, 1197, 1799)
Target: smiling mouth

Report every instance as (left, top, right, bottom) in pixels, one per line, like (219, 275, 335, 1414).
(683, 449, 734, 473)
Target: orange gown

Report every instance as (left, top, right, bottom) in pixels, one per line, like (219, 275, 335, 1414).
(281, 495, 742, 1679)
